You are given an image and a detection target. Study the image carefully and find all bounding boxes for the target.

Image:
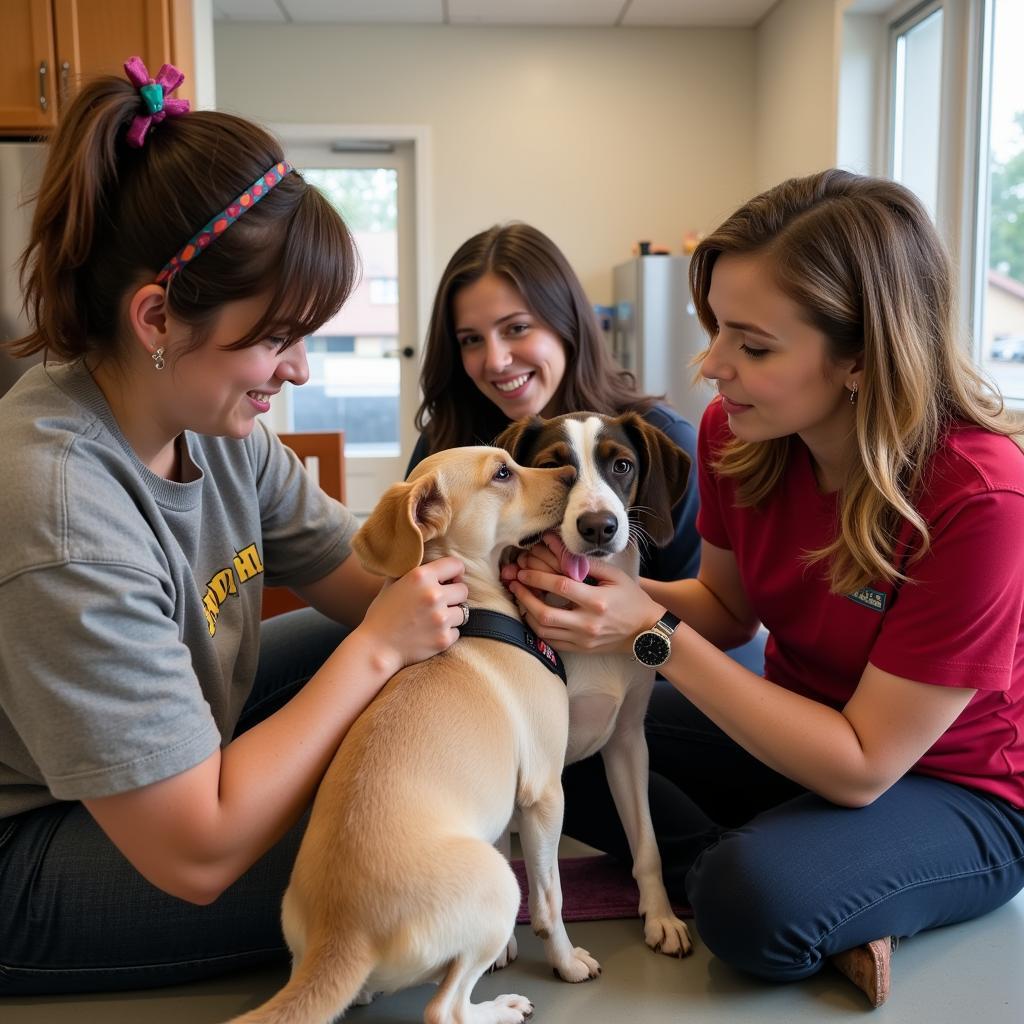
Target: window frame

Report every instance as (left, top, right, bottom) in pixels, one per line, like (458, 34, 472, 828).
(881, 0, 994, 366)
(887, 0, 943, 205)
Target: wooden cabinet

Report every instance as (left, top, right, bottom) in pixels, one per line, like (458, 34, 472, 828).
(0, 0, 193, 136)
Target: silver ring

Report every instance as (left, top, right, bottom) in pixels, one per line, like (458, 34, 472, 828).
(458, 602, 470, 626)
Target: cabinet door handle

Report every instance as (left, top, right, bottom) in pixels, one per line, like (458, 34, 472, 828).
(38, 61, 48, 111)
(61, 60, 71, 100)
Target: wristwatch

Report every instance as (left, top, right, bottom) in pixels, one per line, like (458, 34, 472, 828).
(632, 610, 680, 668)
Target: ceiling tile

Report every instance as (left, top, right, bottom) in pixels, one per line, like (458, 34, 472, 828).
(448, 0, 627, 26)
(623, 0, 777, 28)
(280, 0, 444, 23)
(214, 0, 287, 21)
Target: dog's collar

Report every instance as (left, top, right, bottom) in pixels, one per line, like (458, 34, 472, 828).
(459, 610, 567, 684)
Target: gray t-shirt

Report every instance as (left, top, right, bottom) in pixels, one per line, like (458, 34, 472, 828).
(0, 360, 358, 818)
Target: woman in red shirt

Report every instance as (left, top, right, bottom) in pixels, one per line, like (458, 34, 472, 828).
(507, 169, 1024, 1008)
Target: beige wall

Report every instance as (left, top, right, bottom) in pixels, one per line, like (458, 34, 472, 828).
(754, 0, 842, 190)
(213, 24, 758, 304)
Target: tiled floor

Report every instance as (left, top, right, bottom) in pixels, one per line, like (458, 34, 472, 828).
(3, 868, 1023, 1023)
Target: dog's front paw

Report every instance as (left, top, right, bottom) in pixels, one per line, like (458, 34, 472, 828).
(553, 946, 601, 983)
(489, 934, 519, 972)
(643, 914, 693, 958)
(486, 993, 534, 1022)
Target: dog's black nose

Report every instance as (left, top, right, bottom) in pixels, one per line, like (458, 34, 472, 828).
(577, 512, 618, 545)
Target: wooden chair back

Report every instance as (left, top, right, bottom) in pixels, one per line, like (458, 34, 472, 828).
(262, 431, 346, 619)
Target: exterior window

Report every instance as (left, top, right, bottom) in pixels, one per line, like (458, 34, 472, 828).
(980, 0, 1024, 401)
(890, 4, 944, 218)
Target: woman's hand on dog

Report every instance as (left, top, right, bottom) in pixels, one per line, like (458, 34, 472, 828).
(506, 541, 665, 654)
(356, 556, 468, 676)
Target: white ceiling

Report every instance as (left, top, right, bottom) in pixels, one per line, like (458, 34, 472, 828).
(212, 0, 784, 29)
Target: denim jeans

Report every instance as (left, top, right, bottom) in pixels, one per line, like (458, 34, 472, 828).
(561, 678, 1024, 981)
(0, 607, 349, 995)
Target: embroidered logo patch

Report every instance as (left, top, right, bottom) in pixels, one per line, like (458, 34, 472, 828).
(846, 587, 886, 612)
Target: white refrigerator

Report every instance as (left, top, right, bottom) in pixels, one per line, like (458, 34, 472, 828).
(611, 255, 716, 429)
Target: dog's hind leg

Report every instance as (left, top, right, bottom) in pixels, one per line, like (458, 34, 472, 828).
(422, 839, 530, 1024)
(517, 782, 601, 983)
(425, 955, 534, 1024)
(601, 684, 692, 958)
(490, 825, 518, 971)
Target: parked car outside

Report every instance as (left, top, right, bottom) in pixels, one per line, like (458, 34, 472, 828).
(990, 335, 1024, 361)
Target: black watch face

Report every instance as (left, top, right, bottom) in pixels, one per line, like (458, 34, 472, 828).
(634, 631, 670, 667)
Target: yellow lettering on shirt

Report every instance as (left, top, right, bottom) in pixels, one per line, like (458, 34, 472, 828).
(202, 541, 265, 636)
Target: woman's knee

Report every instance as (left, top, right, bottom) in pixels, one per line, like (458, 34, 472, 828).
(687, 830, 821, 982)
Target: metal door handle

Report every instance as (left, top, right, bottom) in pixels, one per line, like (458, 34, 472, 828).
(61, 60, 71, 100)
(385, 346, 415, 359)
(38, 61, 48, 111)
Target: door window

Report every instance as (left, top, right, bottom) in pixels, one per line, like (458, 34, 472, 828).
(296, 167, 400, 457)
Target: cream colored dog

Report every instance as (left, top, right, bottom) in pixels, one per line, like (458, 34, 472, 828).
(228, 447, 600, 1024)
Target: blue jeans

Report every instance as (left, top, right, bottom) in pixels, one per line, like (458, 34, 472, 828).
(0, 608, 349, 996)
(561, 679, 1024, 981)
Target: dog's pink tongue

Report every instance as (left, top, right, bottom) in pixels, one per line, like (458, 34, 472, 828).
(558, 547, 590, 583)
(543, 532, 590, 583)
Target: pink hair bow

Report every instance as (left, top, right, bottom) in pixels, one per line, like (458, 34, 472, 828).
(123, 56, 190, 148)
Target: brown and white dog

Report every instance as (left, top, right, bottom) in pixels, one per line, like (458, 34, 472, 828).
(228, 446, 599, 1024)
(496, 412, 693, 958)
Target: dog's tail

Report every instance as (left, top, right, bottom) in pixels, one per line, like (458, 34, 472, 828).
(224, 934, 373, 1024)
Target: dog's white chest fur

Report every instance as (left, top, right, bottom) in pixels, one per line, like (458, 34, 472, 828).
(559, 546, 655, 765)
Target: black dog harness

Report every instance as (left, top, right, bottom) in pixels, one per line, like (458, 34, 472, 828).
(459, 609, 567, 684)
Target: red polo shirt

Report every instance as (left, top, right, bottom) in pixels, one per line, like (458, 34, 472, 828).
(696, 397, 1024, 807)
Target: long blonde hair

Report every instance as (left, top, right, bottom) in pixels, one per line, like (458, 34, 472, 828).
(690, 169, 1021, 594)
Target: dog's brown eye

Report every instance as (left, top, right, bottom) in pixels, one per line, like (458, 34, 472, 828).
(493, 464, 512, 481)
(613, 459, 633, 475)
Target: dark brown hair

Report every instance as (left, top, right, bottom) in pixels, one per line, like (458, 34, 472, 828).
(10, 74, 357, 361)
(689, 168, 1021, 593)
(415, 222, 659, 452)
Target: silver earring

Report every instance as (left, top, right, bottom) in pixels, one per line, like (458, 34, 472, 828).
(848, 381, 858, 404)
(152, 347, 165, 371)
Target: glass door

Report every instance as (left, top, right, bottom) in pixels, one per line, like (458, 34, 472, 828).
(273, 141, 420, 513)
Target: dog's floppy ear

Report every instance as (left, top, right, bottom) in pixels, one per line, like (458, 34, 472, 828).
(352, 473, 452, 577)
(494, 415, 546, 463)
(619, 413, 692, 547)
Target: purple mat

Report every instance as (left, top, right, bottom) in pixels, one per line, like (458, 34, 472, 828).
(511, 855, 691, 924)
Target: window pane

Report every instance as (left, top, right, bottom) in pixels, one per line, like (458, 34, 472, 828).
(292, 168, 401, 455)
(981, 0, 1024, 401)
(892, 8, 943, 218)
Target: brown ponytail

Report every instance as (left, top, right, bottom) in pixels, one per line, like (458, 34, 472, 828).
(10, 74, 357, 361)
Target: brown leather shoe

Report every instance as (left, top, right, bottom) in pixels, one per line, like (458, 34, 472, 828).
(830, 936, 894, 1007)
